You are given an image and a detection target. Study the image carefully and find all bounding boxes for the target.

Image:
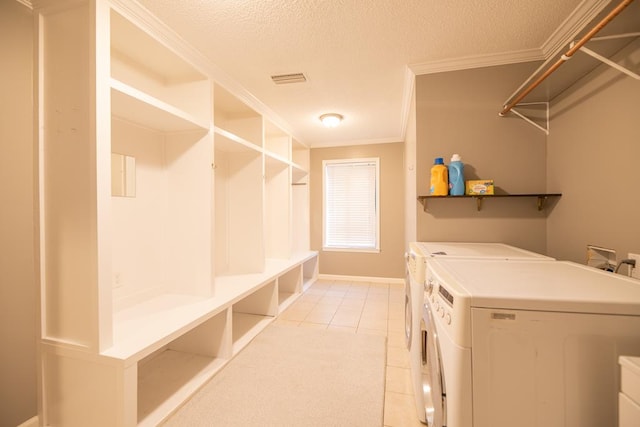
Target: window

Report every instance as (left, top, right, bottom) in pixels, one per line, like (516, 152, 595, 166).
(323, 158, 380, 252)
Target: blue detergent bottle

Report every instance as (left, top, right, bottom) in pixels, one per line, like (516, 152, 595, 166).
(448, 154, 465, 196)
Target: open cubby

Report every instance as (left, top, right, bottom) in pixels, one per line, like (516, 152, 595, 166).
(214, 83, 262, 148)
(264, 120, 291, 161)
(292, 175, 310, 254)
(137, 309, 230, 426)
(110, 10, 210, 129)
(111, 118, 213, 313)
(302, 256, 319, 291)
(214, 143, 264, 276)
(292, 138, 310, 170)
(265, 155, 291, 260)
(278, 266, 302, 311)
(232, 282, 278, 352)
(291, 139, 310, 255)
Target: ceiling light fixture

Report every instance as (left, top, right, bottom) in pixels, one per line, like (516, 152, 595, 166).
(319, 113, 343, 128)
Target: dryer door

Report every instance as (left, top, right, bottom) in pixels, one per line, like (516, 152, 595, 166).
(421, 303, 446, 427)
(405, 271, 413, 350)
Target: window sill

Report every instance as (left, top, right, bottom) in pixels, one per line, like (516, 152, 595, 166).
(322, 247, 381, 254)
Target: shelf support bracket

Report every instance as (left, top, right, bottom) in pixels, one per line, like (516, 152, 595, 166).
(417, 196, 428, 212)
(508, 102, 550, 135)
(574, 33, 640, 81)
(476, 197, 483, 211)
(537, 196, 548, 211)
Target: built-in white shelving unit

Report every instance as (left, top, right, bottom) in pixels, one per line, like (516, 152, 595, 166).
(278, 266, 303, 310)
(34, 1, 317, 426)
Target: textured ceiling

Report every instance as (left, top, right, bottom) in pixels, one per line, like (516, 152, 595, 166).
(137, 0, 598, 147)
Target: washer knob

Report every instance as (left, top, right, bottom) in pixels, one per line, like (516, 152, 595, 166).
(425, 278, 434, 294)
(439, 309, 445, 318)
(445, 313, 452, 324)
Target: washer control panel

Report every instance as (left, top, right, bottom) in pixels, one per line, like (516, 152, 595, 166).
(425, 261, 472, 348)
(426, 275, 452, 325)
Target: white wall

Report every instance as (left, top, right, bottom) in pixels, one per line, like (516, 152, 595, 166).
(0, 1, 37, 425)
(547, 38, 640, 264)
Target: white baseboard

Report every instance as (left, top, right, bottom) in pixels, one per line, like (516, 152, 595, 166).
(17, 416, 38, 427)
(318, 274, 404, 285)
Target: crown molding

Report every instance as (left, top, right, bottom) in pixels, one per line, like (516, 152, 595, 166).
(540, 0, 611, 58)
(409, 48, 544, 76)
(408, 0, 612, 76)
(16, 0, 33, 9)
(399, 66, 415, 142)
(109, 0, 211, 76)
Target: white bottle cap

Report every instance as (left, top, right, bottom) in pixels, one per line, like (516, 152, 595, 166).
(451, 154, 462, 162)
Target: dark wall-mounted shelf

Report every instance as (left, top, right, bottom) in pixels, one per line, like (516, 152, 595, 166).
(417, 193, 562, 212)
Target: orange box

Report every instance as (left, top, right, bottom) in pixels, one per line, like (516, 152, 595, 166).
(465, 180, 494, 195)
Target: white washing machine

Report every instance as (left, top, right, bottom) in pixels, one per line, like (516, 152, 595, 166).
(422, 258, 640, 427)
(405, 242, 552, 423)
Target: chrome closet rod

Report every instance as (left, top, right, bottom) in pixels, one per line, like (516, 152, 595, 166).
(499, 0, 635, 117)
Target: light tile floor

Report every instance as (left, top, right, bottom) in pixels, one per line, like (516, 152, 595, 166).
(274, 278, 425, 427)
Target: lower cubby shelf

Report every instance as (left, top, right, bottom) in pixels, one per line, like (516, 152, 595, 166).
(278, 291, 298, 311)
(137, 349, 228, 426)
(231, 312, 274, 353)
(137, 307, 231, 426)
(277, 265, 303, 311)
(302, 255, 319, 291)
(231, 280, 277, 352)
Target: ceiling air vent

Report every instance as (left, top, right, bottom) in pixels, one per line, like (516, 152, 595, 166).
(271, 73, 307, 84)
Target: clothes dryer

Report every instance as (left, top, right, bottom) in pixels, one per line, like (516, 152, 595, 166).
(422, 258, 640, 427)
(405, 242, 552, 423)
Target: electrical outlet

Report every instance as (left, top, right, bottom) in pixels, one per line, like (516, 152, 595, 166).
(114, 272, 123, 288)
(628, 253, 640, 280)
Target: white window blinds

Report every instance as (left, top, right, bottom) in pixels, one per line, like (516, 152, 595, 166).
(323, 158, 380, 251)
